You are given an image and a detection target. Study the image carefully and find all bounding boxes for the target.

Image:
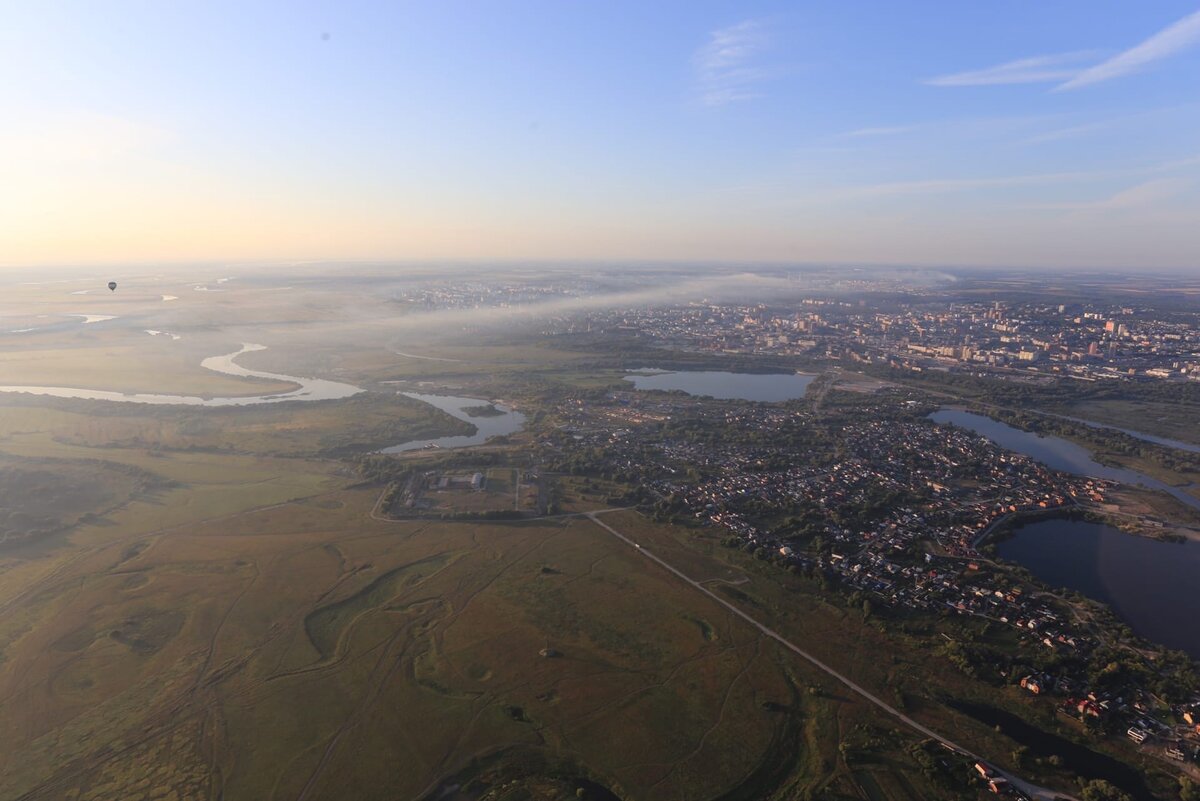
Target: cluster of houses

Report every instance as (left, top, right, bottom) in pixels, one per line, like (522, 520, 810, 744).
(644, 417, 1106, 562)
(1018, 672, 1200, 765)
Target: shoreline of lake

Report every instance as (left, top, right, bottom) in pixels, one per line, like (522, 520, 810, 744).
(930, 407, 1200, 658)
(997, 518, 1200, 659)
(623, 368, 815, 401)
(929, 408, 1200, 512)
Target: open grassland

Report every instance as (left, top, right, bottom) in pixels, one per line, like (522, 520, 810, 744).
(261, 337, 642, 404)
(1057, 399, 1200, 448)
(298, 341, 596, 385)
(0, 392, 472, 457)
(611, 511, 1177, 800)
(0, 441, 343, 652)
(0, 455, 169, 547)
(0, 338, 301, 397)
(0, 483, 953, 801)
(1109, 486, 1200, 531)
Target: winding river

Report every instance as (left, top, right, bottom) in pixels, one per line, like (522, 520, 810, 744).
(932, 408, 1200, 658)
(379, 394, 526, 453)
(929, 408, 1200, 511)
(0, 344, 364, 406)
(1036, 411, 1200, 454)
(0, 345, 529, 451)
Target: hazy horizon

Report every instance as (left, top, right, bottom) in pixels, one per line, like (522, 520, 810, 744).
(4, 1, 1200, 270)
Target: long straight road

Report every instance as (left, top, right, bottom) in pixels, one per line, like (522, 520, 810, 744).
(585, 511, 1077, 801)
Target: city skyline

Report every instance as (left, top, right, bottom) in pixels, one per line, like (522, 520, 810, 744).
(4, 1, 1200, 270)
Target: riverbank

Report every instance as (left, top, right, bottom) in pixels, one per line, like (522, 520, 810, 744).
(932, 407, 1200, 517)
(378, 393, 526, 453)
(0, 344, 364, 407)
(995, 517, 1200, 660)
(950, 403, 1200, 497)
(970, 501, 1195, 553)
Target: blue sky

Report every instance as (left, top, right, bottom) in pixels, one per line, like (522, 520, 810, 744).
(2, 1, 1199, 269)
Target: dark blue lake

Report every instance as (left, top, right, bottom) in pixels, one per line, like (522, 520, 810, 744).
(624, 370, 814, 402)
(998, 519, 1200, 658)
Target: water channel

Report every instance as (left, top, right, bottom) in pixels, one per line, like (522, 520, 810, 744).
(929, 408, 1200, 512)
(0, 344, 530, 453)
(378, 394, 526, 453)
(931, 408, 1200, 657)
(1036, 411, 1200, 454)
(0, 344, 364, 406)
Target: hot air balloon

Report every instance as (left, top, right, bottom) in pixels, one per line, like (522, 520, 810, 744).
(108, 281, 117, 292)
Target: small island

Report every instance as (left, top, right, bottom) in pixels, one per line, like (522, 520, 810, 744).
(462, 403, 507, 418)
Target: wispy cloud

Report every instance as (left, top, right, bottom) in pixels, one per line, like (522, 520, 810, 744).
(842, 125, 915, 138)
(848, 170, 1099, 198)
(848, 153, 1200, 199)
(693, 20, 771, 107)
(1029, 178, 1191, 211)
(1018, 120, 1112, 145)
(925, 51, 1097, 86)
(1057, 9, 1200, 90)
(928, 10, 1200, 92)
(1155, 153, 1200, 171)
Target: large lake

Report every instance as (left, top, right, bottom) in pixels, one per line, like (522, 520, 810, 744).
(0, 344, 363, 406)
(624, 370, 814, 401)
(379, 394, 526, 453)
(998, 519, 1200, 659)
(929, 408, 1200, 511)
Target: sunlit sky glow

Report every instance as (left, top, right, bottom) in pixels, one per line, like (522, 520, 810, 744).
(3, 1, 1200, 270)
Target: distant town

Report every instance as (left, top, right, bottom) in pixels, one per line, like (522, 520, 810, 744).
(392, 272, 1200, 384)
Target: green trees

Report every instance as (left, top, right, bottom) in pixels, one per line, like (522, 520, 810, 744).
(1079, 779, 1132, 801)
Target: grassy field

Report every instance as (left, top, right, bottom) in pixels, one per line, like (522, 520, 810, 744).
(0, 392, 473, 458)
(0, 455, 168, 546)
(1108, 486, 1200, 532)
(1056, 399, 1200, 448)
(0, 339, 302, 397)
(1, 279, 1165, 800)
(610, 511, 1179, 800)
(0, 475, 963, 801)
